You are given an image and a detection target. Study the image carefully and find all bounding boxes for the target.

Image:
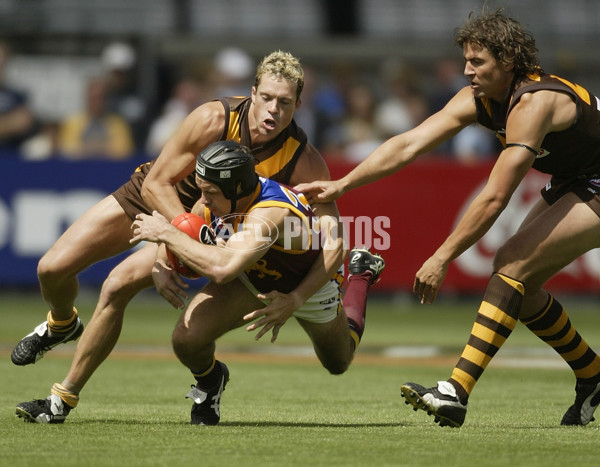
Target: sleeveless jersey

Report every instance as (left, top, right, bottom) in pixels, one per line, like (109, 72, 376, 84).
(475, 74, 600, 179)
(173, 96, 307, 211)
(206, 177, 320, 294)
(115, 96, 308, 219)
(217, 97, 307, 183)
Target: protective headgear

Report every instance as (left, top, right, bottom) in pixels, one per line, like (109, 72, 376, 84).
(195, 140, 258, 213)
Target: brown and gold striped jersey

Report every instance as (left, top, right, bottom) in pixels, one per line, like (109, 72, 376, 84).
(476, 73, 600, 178)
(115, 96, 308, 218)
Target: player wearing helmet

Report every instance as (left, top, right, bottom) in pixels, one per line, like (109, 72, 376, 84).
(18, 141, 381, 425)
(14, 52, 385, 424)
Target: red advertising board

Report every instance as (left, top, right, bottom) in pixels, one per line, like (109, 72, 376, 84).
(0, 155, 597, 293)
(328, 158, 600, 294)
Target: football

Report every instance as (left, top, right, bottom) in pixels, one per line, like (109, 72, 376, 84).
(165, 213, 213, 279)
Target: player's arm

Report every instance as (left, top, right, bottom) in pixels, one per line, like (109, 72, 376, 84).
(285, 143, 346, 301)
(295, 86, 478, 203)
(244, 145, 346, 342)
(131, 208, 279, 284)
(414, 90, 564, 304)
(141, 101, 225, 222)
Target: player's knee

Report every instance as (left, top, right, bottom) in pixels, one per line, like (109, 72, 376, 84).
(99, 267, 144, 307)
(493, 241, 525, 276)
(172, 324, 213, 363)
(323, 358, 351, 375)
(172, 324, 196, 359)
(492, 244, 545, 296)
(99, 276, 126, 307)
(37, 251, 65, 284)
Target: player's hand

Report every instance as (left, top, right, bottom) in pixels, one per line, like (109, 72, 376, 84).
(243, 290, 303, 343)
(413, 256, 449, 304)
(294, 180, 344, 204)
(130, 211, 170, 244)
(152, 257, 189, 309)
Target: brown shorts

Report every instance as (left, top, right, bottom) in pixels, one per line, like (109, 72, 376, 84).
(112, 160, 201, 220)
(541, 176, 600, 217)
(111, 162, 154, 220)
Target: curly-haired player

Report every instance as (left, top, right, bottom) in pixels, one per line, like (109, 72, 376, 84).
(298, 9, 600, 427)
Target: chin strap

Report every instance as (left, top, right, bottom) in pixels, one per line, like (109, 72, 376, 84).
(228, 198, 237, 214)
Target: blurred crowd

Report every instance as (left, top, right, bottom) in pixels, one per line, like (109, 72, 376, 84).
(0, 40, 500, 165)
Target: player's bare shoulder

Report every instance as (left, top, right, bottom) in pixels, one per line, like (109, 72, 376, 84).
(178, 100, 225, 144)
(445, 86, 479, 121)
(148, 101, 226, 184)
(511, 89, 576, 132)
(288, 142, 331, 186)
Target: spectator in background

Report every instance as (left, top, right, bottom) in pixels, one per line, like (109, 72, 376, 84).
(428, 56, 499, 162)
(290, 63, 318, 143)
(313, 62, 357, 158)
(58, 76, 134, 160)
(428, 57, 465, 114)
(101, 42, 148, 149)
(335, 80, 383, 163)
(374, 59, 428, 141)
(451, 122, 499, 164)
(210, 47, 254, 98)
(0, 41, 38, 154)
(20, 121, 60, 161)
(145, 76, 208, 157)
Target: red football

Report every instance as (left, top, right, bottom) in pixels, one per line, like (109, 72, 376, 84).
(165, 213, 210, 279)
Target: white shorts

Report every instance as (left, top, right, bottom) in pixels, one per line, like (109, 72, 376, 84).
(238, 266, 344, 324)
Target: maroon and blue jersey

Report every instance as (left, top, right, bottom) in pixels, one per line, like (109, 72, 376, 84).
(206, 177, 320, 294)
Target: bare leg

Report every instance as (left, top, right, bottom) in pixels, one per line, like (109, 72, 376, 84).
(451, 194, 600, 399)
(60, 244, 158, 394)
(37, 196, 134, 320)
(297, 309, 356, 375)
(401, 194, 600, 427)
(172, 279, 263, 425)
(172, 279, 261, 371)
(497, 194, 600, 318)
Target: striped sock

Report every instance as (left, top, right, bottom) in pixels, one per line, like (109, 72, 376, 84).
(47, 307, 78, 335)
(521, 294, 600, 382)
(51, 382, 79, 408)
(449, 273, 524, 403)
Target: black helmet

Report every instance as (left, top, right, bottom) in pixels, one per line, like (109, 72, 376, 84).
(195, 140, 259, 213)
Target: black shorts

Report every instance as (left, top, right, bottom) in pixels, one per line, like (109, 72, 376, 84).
(541, 176, 600, 217)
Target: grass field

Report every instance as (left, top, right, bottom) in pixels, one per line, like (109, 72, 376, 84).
(2, 289, 600, 466)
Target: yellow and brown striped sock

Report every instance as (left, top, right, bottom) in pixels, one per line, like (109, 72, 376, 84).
(47, 307, 79, 335)
(50, 383, 79, 408)
(449, 273, 524, 403)
(521, 294, 600, 383)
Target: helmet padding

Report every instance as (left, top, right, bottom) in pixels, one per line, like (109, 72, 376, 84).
(195, 140, 258, 213)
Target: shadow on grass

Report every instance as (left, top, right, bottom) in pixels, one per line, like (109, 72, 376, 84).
(62, 419, 409, 428)
(220, 421, 408, 428)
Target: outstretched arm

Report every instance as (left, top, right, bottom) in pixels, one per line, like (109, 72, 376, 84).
(295, 86, 478, 204)
(413, 89, 566, 304)
(245, 144, 347, 341)
(413, 146, 534, 303)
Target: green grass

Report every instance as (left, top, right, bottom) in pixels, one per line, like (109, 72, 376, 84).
(1, 290, 600, 466)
